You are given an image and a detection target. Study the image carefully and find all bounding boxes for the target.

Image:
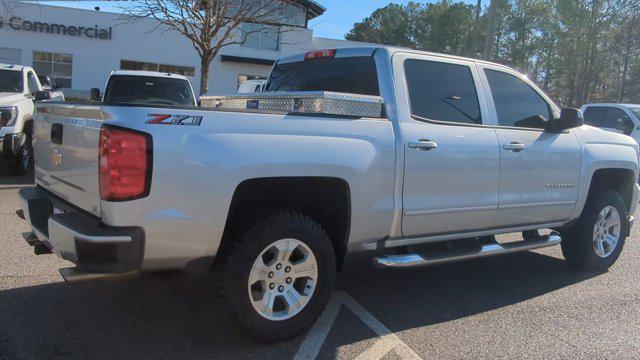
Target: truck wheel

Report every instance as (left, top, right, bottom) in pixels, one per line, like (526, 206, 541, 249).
(217, 210, 336, 342)
(561, 190, 628, 271)
(15, 134, 32, 175)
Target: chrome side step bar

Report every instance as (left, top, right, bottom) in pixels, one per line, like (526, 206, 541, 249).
(374, 232, 562, 268)
(59, 267, 137, 283)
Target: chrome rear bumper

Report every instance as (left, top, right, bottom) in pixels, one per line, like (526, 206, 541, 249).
(18, 187, 144, 273)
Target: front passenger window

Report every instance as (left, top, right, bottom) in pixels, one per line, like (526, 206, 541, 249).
(604, 108, 633, 130)
(485, 69, 552, 129)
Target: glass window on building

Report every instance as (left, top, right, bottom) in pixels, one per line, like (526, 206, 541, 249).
(229, 0, 306, 27)
(0, 47, 21, 64)
(120, 60, 195, 77)
(241, 23, 280, 51)
(281, 2, 306, 27)
(33, 51, 73, 88)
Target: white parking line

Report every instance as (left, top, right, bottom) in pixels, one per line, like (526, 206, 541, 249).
(294, 291, 422, 360)
(294, 293, 343, 360)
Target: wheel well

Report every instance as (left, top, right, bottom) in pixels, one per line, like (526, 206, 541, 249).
(588, 168, 636, 212)
(23, 119, 33, 137)
(222, 177, 351, 268)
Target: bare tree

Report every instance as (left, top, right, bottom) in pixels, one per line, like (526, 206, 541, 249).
(121, 0, 299, 95)
(473, 0, 482, 56)
(483, 0, 497, 59)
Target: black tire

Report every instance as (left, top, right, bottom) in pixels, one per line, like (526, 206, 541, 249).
(217, 210, 336, 342)
(14, 134, 32, 175)
(522, 230, 540, 241)
(561, 190, 628, 271)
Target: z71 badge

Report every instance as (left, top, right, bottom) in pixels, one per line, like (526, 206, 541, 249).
(146, 114, 203, 126)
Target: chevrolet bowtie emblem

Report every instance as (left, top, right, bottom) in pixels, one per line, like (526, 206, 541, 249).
(51, 149, 63, 167)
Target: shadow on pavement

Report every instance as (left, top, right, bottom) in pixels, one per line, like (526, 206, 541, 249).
(0, 159, 34, 187)
(0, 251, 601, 359)
(338, 250, 600, 334)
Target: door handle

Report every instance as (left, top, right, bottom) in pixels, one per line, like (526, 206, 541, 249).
(51, 123, 63, 145)
(408, 140, 438, 151)
(503, 142, 525, 152)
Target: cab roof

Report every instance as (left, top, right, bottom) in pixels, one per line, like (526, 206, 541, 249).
(0, 63, 25, 72)
(110, 70, 190, 81)
(276, 46, 516, 72)
(583, 103, 640, 109)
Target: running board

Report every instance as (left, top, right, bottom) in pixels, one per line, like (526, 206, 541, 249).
(59, 267, 137, 283)
(374, 232, 562, 268)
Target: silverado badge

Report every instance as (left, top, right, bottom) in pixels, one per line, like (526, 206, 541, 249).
(51, 149, 63, 167)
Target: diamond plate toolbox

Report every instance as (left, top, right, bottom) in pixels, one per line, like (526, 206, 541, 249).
(199, 91, 384, 118)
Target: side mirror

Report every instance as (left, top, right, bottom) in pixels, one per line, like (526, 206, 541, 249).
(34, 90, 52, 101)
(548, 108, 584, 132)
(90, 88, 101, 102)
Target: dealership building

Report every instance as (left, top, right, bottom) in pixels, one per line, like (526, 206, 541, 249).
(0, 1, 360, 97)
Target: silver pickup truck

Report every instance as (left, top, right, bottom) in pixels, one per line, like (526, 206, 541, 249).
(17, 46, 640, 341)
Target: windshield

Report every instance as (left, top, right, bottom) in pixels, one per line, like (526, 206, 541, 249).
(265, 56, 380, 96)
(631, 107, 640, 120)
(0, 69, 23, 93)
(104, 75, 195, 106)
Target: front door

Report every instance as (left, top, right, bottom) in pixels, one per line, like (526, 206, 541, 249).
(395, 53, 501, 238)
(478, 65, 581, 227)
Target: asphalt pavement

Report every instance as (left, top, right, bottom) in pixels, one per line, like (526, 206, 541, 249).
(1, 160, 639, 359)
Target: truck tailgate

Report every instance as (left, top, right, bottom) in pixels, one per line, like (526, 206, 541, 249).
(33, 105, 105, 216)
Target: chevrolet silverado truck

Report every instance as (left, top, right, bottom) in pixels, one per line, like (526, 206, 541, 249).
(17, 47, 640, 342)
(1, 63, 61, 174)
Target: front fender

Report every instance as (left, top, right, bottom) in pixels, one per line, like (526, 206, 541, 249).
(571, 142, 639, 219)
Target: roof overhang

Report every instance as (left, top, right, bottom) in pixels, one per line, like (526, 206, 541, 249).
(289, 0, 326, 20)
(220, 55, 275, 66)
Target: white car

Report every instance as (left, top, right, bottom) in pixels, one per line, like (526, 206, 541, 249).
(0, 63, 58, 174)
(238, 79, 266, 93)
(581, 103, 640, 143)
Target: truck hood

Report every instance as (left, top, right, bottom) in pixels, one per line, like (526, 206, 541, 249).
(0, 92, 25, 105)
(575, 125, 639, 147)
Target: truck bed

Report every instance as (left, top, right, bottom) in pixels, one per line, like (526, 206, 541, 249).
(32, 101, 396, 270)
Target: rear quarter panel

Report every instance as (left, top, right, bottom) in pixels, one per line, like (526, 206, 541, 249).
(98, 106, 396, 270)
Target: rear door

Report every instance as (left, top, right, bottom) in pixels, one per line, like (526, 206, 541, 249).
(394, 52, 501, 237)
(477, 64, 581, 227)
(34, 105, 104, 216)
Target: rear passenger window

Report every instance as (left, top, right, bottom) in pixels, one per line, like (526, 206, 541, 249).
(405, 59, 481, 124)
(583, 107, 606, 127)
(485, 69, 552, 129)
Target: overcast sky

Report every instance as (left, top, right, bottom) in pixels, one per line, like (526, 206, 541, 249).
(32, 0, 479, 39)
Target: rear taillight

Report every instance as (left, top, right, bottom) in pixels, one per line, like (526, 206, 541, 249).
(305, 49, 336, 60)
(99, 125, 152, 202)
